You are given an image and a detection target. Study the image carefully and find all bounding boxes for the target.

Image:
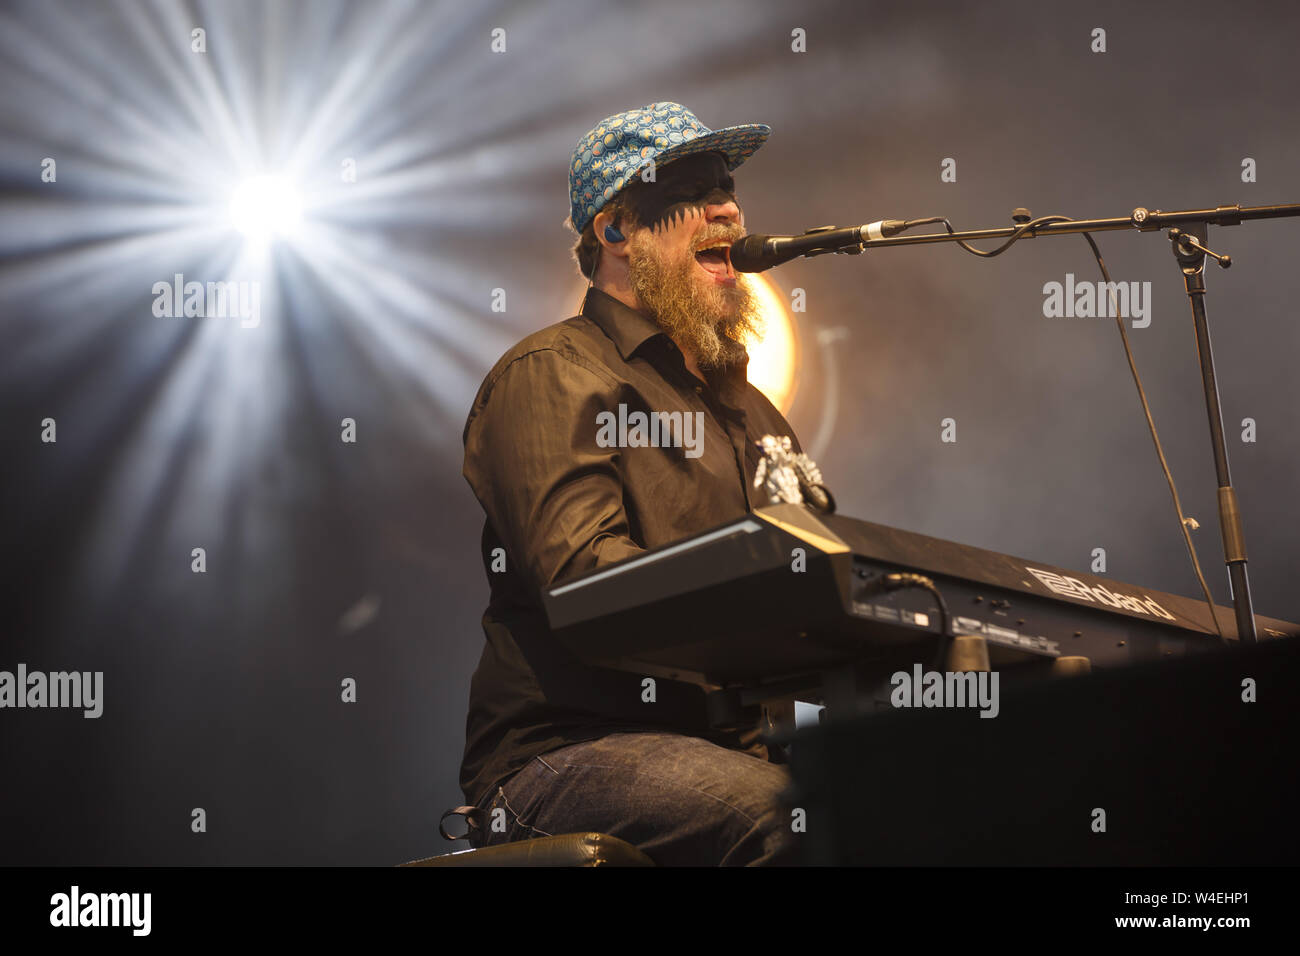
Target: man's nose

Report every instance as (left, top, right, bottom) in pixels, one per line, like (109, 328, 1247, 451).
(704, 193, 740, 224)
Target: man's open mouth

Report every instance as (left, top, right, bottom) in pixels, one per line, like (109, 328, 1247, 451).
(693, 240, 735, 281)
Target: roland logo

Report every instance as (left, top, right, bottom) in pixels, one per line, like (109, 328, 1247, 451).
(1024, 567, 1176, 621)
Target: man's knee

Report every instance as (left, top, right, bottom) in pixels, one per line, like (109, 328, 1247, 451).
(469, 735, 804, 864)
(542, 734, 801, 865)
(717, 792, 802, 865)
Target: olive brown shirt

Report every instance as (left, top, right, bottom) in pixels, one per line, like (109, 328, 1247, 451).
(459, 285, 805, 807)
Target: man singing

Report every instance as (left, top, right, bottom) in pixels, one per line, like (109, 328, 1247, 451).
(457, 102, 806, 865)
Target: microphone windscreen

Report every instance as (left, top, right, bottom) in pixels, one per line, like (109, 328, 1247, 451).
(730, 234, 771, 273)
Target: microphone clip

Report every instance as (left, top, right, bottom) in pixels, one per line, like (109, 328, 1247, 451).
(800, 225, 864, 258)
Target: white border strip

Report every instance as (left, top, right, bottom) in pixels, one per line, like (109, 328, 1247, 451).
(548, 519, 764, 596)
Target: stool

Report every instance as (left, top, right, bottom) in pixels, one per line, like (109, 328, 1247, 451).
(399, 831, 655, 867)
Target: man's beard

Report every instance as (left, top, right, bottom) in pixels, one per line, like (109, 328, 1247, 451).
(625, 228, 764, 370)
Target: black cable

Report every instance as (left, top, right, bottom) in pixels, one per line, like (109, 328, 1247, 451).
(856, 571, 953, 671)
(1077, 230, 1226, 643)
(902, 214, 1077, 257)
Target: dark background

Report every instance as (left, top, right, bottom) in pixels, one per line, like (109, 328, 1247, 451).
(1, 0, 1296, 864)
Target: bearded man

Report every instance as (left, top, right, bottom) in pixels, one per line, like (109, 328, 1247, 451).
(455, 102, 806, 865)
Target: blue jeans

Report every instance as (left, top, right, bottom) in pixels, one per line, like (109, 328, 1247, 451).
(470, 732, 802, 866)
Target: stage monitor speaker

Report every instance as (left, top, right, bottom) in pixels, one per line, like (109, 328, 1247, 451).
(783, 636, 1300, 865)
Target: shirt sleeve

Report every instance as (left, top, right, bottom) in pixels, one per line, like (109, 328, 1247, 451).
(463, 348, 646, 594)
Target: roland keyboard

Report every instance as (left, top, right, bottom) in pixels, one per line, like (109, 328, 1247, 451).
(541, 503, 1300, 685)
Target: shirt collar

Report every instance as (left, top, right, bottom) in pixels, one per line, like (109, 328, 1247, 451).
(581, 286, 667, 361)
(708, 352, 751, 409)
(580, 284, 752, 407)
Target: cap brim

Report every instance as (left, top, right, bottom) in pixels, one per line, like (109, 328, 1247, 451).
(640, 122, 771, 176)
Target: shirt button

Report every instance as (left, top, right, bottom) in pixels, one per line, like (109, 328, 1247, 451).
(694, 385, 703, 393)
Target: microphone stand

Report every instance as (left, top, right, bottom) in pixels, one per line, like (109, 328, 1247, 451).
(832, 201, 1300, 644)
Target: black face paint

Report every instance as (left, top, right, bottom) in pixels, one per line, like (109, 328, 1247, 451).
(621, 152, 737, 233)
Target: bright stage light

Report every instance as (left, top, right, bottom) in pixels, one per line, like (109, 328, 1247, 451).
(741, 273, 799, 414)
(566, 272, 801, 413)
(229, 175, 303, 241)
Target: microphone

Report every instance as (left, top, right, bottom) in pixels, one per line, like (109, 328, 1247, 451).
(730, 220, 910, 272)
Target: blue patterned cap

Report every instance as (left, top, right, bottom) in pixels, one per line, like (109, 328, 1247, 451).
(569, 101, 770, 233)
